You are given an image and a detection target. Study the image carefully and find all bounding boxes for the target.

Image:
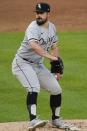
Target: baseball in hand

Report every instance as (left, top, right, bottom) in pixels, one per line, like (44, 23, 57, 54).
(55, 73, 61, 80)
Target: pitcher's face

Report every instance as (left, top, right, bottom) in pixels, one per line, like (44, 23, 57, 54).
(36, 12, 49, 25)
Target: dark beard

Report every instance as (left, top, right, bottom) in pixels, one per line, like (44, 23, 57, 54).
(36, 18, 48, 26)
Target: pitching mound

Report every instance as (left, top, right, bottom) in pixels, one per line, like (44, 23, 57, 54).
(0, 120, 87, 131)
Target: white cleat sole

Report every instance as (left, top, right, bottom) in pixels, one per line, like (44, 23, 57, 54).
(65, 126, 81, 131)
(28, 121, 47, 131)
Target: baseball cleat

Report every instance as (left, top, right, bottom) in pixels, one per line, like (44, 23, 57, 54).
(52, 118, 71, 129)
(28, 118, 47, 131)
(66, 126, 81, 131)
(52, 118, 80, 131)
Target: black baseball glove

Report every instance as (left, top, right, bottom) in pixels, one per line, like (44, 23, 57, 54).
(50, 57, 64, 74)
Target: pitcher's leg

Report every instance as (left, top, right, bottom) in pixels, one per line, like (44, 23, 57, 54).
(12, 59, 40, 121)
(37, 65, 62, 120)
(12, 59, 40, 93)
(12, 60, 47, 129)
(37, 65, 62, 95)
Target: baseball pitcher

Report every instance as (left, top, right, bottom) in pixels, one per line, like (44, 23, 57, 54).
(12, 2, 79, 131)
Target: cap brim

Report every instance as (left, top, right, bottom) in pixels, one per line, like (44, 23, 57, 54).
(34, 10, 45, 13)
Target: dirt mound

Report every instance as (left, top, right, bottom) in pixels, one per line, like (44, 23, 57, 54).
(0, 0, 87, 32)
(0, 120, 87, 131)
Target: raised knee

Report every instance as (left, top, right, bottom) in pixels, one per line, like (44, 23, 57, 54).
(51, 85, 62, 95)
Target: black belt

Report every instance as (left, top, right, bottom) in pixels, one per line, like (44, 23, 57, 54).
(17, 54, 35, 64)
(22, 58, 34, 63)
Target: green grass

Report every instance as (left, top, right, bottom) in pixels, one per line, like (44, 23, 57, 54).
(0, 32, 87, 122)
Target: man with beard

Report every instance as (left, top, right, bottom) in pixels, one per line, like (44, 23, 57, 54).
(12, 2, 71, 131)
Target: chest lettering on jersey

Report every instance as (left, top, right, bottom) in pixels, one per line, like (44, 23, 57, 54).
(39, 36, 55, 45)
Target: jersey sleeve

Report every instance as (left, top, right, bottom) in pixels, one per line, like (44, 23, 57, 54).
(51, 24, 59, 45)
(26, 24, 39, 43)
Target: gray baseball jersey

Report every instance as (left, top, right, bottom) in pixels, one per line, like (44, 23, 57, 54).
(12, 20, 62, 94)
(16, 20, 58, 63)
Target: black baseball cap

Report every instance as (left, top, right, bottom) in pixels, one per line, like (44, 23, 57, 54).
(35, 2, 50, 13)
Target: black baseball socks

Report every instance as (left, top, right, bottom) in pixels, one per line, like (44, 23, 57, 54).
(50, 94, 62, 120)
(27, 92, 38, 121)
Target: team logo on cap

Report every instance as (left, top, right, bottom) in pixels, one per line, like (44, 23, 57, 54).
(38, 4, 41, 9)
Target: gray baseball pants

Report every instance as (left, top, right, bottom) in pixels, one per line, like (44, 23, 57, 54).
(12, 56, 62, 95)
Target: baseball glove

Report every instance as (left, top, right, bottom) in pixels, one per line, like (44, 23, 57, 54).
(50, 57, 64, 74)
